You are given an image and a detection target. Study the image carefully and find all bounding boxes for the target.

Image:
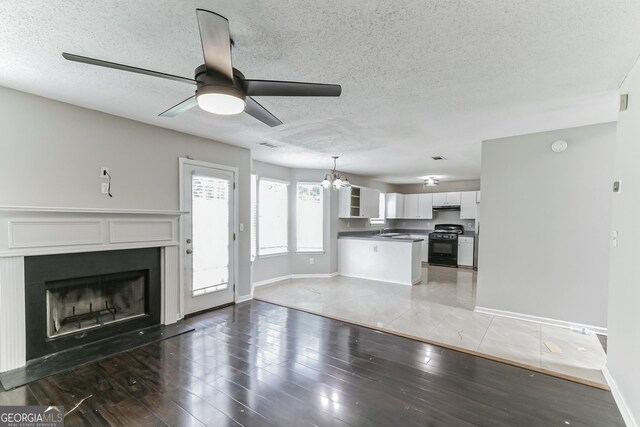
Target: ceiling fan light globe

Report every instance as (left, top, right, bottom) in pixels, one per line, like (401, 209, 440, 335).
(333, 178, 343, 189)
(321, 179, 331, 188)
(197, 92, 245, 115)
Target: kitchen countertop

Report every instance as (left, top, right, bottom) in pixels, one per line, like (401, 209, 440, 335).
(338, 229, 475, 241)
(338, 234, 424, 242)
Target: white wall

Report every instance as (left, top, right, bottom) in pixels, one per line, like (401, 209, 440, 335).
(607, 60, 640, 425)
(476, 123, 615, 329)
(0, 86, 253, 298)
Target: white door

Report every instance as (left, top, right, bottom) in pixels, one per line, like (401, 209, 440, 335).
(182, 161, 235, 315)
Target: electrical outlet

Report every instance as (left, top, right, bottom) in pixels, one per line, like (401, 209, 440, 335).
(612, 230, 618, 247)
(239, 224, 244, 232)
(347, 222, 350, 228)
(427, 222, 431, 228)
(309, 257, 314, 265)
(100, 167, 110, 178)
(402, 222, 406, 226)
(101, 182, 109, 194)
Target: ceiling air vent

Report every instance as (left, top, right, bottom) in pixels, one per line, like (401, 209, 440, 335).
(431, 156, 447, 161)
(258, 142, 279, 149)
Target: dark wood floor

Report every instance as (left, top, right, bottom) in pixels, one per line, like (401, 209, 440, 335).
(0, 300, 623, 426)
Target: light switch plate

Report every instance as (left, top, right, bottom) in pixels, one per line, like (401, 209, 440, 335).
(239, 223, 244, 232)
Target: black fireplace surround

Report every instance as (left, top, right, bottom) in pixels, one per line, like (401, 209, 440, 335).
(24, 248, 161, 360)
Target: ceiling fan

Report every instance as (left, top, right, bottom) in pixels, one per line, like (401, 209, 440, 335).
(62, 9, 342, 127)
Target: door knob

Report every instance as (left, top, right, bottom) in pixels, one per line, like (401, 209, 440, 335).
(186, 238, 192, 244)
(186, 249, 193, 254)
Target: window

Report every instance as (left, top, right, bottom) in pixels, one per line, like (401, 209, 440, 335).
(250, 174, 257, 261)
(370, 192, 386, 225)
(258, 179, 289, 256)
(296, 183, 324, 252)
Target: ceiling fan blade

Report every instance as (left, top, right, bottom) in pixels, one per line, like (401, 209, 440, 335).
(62, 53, 196, 85)
(196, 9, 234, 82)
(159, 95, 198, 117)
(242, 79, 342, 97)
(244, 97, 283, 127)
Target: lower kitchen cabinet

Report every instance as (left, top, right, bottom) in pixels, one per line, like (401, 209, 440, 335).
(457, 236, 474, 267)
(409, 235, 429, 262)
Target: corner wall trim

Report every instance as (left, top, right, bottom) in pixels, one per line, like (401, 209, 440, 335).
(603, 367, 638, 427)
(474, 306, 607, 335)
(252, 272, 339, 290)
(236, 295, 252, 304)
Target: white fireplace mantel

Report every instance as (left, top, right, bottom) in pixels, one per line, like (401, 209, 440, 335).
(0, 206, 186, 372)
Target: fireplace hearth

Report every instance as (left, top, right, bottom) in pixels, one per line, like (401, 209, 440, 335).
(24, 248, 161, 360)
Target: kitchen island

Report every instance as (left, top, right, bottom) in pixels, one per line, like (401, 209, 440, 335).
(338, 234, 423, 285)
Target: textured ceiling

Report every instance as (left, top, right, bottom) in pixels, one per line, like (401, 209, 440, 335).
(1, 0, 639, 183)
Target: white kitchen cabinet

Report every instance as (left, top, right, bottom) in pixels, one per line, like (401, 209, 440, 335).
(410, 235, 429, 262)
(361, 187, 381, 218)
(417, 193, 433, 219)
(400, 193, 433, 219)
(458, 236, 474, 267)
(460, 191, 478, 219)
(385, 193, 404, 219)
(340, 186, 379, 218)
(433, 192, 461, 206)
(403, 194, 418, 218)
(432, 192, 447, 207)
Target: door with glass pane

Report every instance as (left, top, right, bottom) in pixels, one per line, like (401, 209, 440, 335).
(182, 162, 235, 314)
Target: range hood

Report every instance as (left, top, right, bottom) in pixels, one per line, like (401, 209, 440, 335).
(433, 205, 461, 211)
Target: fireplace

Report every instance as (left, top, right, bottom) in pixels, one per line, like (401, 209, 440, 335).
(24, 248, 161, 360)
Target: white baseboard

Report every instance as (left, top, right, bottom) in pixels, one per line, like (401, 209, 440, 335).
(252, 275, 294, 288)
(474, 306, 607, 335)
(252, 272, 339, 289)
(290, 272, 339, 279)
(235, 294, 252, 303)
(603, 367, 638, 427)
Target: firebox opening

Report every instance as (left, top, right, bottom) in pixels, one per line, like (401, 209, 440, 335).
(46, 270, 147, 339)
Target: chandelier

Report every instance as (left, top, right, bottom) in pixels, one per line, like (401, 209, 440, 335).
(321, 156, 351, 189)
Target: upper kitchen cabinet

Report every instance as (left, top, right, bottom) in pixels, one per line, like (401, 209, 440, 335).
(339, 186, 380, 218)
(361, 187, 381, 218)
(403, 194, 418, 218)
(400, 193, 433, 219)
(417, 193, 433, 218)
(433, 192, 461, 207)
(460, 191, 478, 219)
(386, 193, 405, 219)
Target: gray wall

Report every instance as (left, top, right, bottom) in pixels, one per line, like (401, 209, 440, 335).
(607, 62, 640, 423)
(389, 180, 480, 194)
(251, 161, 390, 282)
(476, 122, 615, 329)
(0, 86, 253, 298)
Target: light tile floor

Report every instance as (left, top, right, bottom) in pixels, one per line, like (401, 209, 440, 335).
(253, 265, 607, 387)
